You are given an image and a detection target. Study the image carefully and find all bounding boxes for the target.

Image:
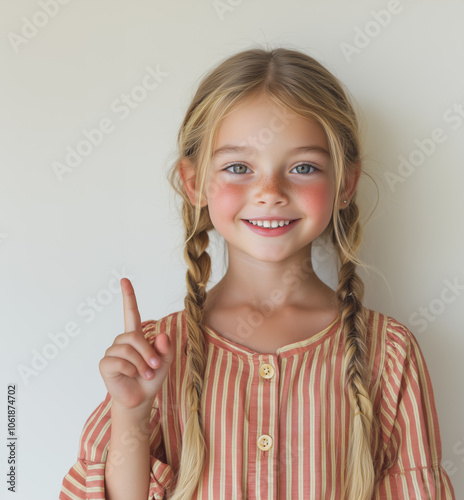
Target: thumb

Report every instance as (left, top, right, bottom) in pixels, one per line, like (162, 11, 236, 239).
(154, 333, 173, 364)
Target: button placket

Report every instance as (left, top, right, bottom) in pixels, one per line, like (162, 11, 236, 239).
(257, 360, 277, 458)
(247, 355, 279, 497)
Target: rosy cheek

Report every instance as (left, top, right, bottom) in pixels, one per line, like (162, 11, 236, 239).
(210, 183, 245, 211)
(297, 183, 334, 216)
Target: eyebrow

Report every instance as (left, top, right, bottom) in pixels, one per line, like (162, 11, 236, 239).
(212, 144, 331, 158)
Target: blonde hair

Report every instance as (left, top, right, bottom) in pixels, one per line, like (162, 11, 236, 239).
(166, 45, 381, 499)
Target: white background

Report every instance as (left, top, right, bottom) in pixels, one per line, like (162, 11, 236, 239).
(1, 0, 463, 498)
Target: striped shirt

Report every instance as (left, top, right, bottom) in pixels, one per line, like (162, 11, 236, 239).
(60, 308, 456, 499)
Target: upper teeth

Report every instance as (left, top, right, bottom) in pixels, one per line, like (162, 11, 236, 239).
(248, 220, 292, 228)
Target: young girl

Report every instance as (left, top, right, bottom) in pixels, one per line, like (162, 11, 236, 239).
(60, 46, 456, 500)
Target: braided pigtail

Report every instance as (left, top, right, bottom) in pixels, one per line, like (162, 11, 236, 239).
(167, 200, 213, 499)
(333, 199, 381, 499)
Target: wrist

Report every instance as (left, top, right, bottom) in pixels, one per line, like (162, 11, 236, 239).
(111, 400, 154, 420)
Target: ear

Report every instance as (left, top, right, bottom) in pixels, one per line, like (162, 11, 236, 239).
(179, 157, 208, 208)
(338, 161, 361, 210)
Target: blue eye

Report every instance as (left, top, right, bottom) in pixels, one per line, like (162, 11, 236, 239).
(223, 163, 250, 174)
(291, 163, 318, 174)
(223, 162, 319, 175)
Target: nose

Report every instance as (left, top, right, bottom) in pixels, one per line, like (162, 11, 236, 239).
(253, 174, 289, 206)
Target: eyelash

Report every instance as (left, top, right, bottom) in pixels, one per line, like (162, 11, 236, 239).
(222, 162, 319, 175)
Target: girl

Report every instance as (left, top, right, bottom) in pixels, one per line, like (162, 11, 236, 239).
(60, 46, 456, 499)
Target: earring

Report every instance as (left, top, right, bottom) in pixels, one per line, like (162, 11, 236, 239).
(343, 200, 347, 204)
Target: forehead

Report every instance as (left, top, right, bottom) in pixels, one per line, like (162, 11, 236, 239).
(213, 95, 329, 155)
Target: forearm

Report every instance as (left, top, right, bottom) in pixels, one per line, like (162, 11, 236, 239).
(105, 403, 153, 500)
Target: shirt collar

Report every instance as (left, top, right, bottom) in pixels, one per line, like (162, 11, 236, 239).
(182, 309, 342, 359)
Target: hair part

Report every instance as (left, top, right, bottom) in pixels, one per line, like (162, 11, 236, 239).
(167, 44, 380, 499)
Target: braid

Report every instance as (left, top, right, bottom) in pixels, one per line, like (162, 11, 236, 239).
(334, 199, 381, 499)
(168, 201, 213, 500)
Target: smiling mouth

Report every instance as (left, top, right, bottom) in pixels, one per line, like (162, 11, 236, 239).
(244, 219, 297, 228)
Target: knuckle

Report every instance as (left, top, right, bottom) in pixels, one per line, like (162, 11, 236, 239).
(137, 356, 150, 371)
(125, 330, 139, 342)
(119, 343, 133, 357)
(127, 363, 138, 377)
(115, 358, 127, 372)
(114, 332, 125, 342)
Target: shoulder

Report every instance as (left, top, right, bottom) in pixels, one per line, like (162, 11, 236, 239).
(363, 307, 426, 383)
(364, 307, 418, 351)
(141, 309, 187, 345)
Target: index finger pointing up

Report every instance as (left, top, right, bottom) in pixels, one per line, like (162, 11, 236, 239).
(121, 278, 142, 333)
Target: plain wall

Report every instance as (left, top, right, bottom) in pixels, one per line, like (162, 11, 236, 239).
(1, 0, 463, 498)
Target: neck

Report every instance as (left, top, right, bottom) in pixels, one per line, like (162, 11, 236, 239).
(207, 243, 337, 313)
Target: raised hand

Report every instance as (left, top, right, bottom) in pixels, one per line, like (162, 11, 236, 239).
(99, 278, 173, 412)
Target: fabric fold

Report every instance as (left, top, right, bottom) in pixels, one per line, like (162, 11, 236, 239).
(60, 455, 175, 500)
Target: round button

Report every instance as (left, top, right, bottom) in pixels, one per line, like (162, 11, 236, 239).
(259, 363, 275, 379)
(257, 434, 273, 451)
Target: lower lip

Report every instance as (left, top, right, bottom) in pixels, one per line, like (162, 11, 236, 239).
(242, 219, 299, 237)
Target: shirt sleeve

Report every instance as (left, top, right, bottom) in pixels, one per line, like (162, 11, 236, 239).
(59, 320, 175, 500)
(374, 318, 456, 499)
